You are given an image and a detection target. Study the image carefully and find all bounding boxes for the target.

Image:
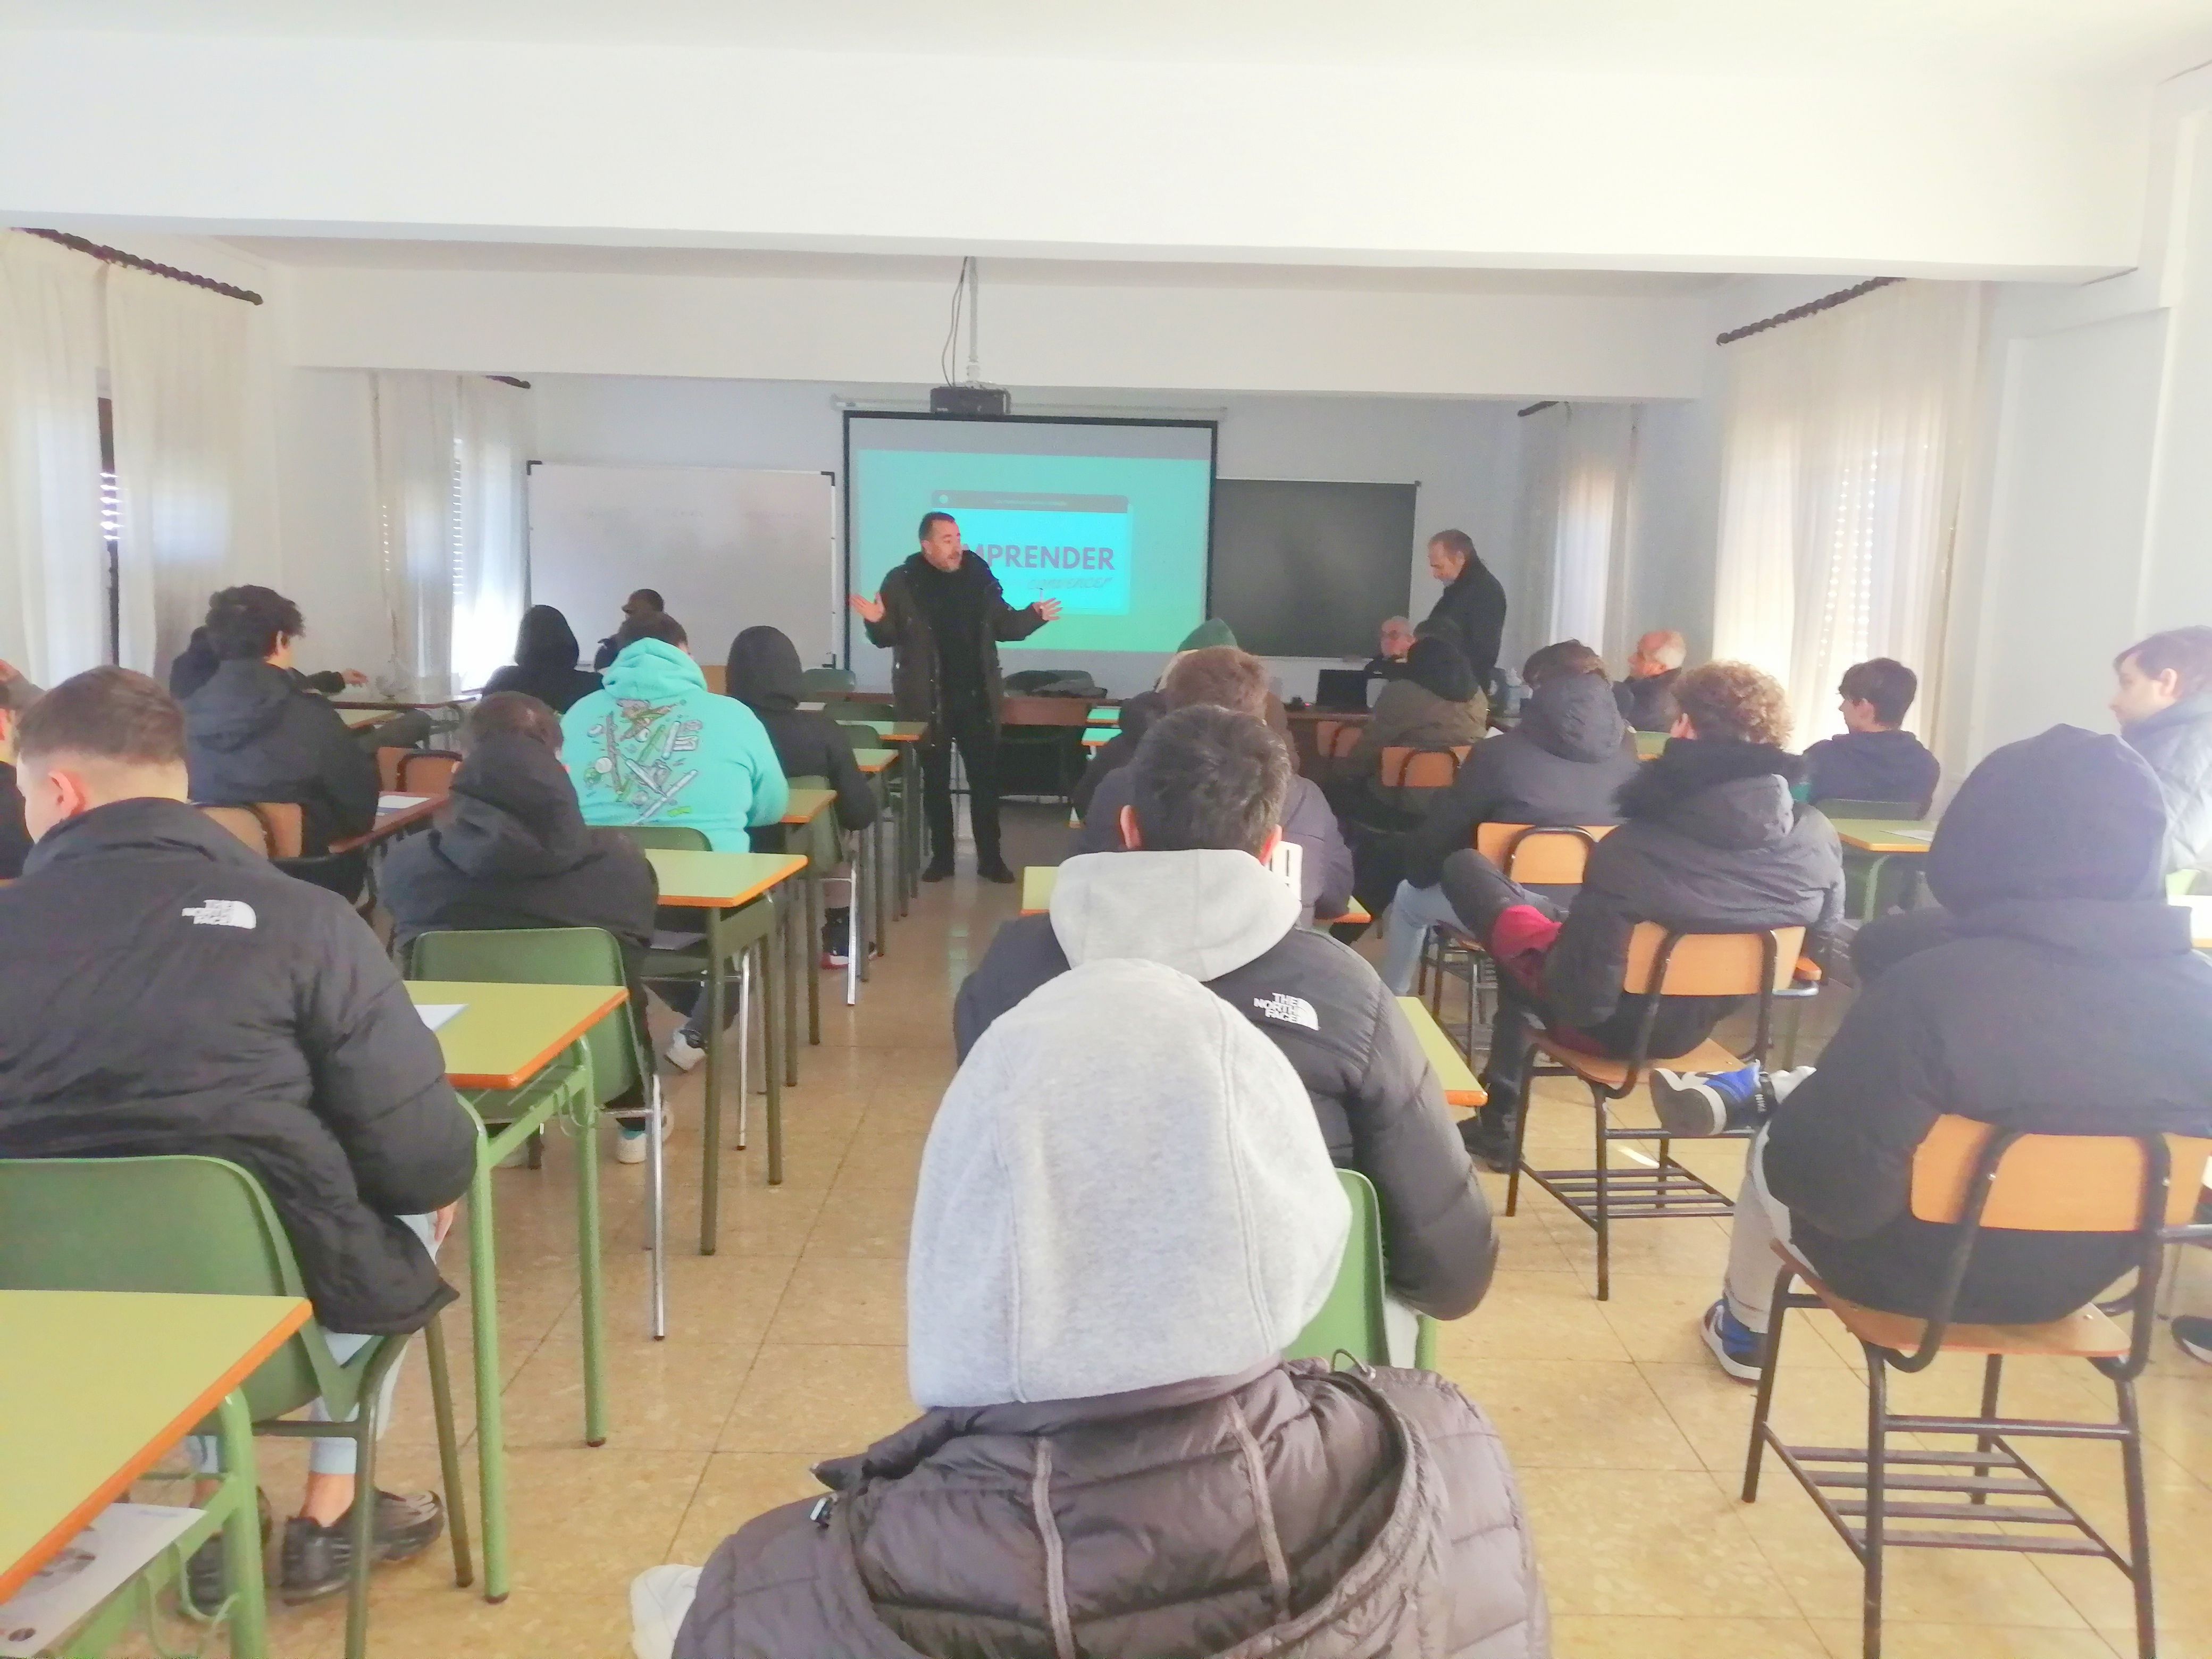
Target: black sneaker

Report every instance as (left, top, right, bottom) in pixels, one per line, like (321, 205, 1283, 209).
(977, 862, 1017, 885)
(2175, 1316, 2212, 1365)
(1459, 1107, 1517, 1174)
(185, 1487, 272, 1616)
(921, 859, 955, 883)
(821, 910, 851, 968)
(278, 1490, 445, 1604)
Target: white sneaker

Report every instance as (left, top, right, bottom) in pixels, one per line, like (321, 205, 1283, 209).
(614, 1108, 674, 1165)
(664, 1029, 706, 1074)
(630, 1564, 700, 1659)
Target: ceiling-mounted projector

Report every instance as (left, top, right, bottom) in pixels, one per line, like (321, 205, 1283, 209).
(930, 383, 1010, 417)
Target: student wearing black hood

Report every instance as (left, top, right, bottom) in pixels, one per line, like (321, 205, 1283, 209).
(483, 605, 602, 714)
(1420, 530, 1509, 694)
(1693, 725, 2212, 1379)
(1437, 660, 1844, 1167)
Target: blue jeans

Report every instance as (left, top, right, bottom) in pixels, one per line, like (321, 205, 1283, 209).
(1381, 880, 1470, 995)
(189, 1212, 440, 1477)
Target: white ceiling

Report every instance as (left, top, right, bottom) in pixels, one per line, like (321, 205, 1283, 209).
(7, 0, 2211, 80)
(216, 238, 1732, 295)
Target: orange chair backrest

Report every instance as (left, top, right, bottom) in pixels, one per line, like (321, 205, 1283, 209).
(375, 745, 408, 792)
(1619, 923, 1804, 998)
(1909, 1114, 2212, 1233)
(1474, 823, 1612, 886)
(253, 802, 306, 860)
(199, 805, 271, 857)
(1380, 746, 1471, 790)
(398, 751, 462, 797)
(701, 664, 727, 694)
(1315, 720, 1362, 760)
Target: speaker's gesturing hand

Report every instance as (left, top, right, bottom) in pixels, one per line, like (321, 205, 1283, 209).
(849, 593, 886, 625)
(1034, 599, 1063, 622)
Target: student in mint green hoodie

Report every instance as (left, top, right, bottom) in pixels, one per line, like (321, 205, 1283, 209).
(560, 615, 788, 852)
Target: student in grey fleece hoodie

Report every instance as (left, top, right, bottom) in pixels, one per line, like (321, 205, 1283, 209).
(960, 705, 1495, 1321)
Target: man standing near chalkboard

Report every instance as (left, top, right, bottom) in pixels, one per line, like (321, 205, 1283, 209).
(1422, 530, 1508, 697)
(850, 512, 1060, 883)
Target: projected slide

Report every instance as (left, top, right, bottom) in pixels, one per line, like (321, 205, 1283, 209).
(846, 414, 1214, 657)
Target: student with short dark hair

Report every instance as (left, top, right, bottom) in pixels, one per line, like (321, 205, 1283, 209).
(961, 704, 1496, 1323)
(182, 585, 381, 882)
(1076, 646, 1354, 921)
(0, 666, 476, 1604)
(483, 604, 602, 714)
(2112, 624, 2212, 883)
(1800, 657, 1939, 811)
(592, 588, 667, 672)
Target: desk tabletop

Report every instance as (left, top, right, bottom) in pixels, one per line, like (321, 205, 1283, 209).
(852, 748, 894, 774)
(1082, 727, 1116, 749)
(0, 1290, 311, 1603)
(1830, 819, 1936, 854)
(1395, 998, 1486, 1107)
(839, 718, 928, 743)
(331, 697, 472, 713)
(781, 787, 837, 826)
(329, 792, 442, 854)
(1632, 731, 1668, 759)
(646, 848, 805, 910)
(339, 707, 398, 731)
(406, 981, 628, 1091)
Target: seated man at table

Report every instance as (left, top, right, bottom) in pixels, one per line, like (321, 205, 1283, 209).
(183, 586, 382, 887)
(1077, 646, 1354, 924)
(0, 667, 477, 1604)
(561, 612, 789, 853)
(1694, 725, 2212, 1379)
(959, 704, 1495, 1324)
(1614, 629, 1686, 732)
(2112, 625, 2212, 886)
(1436, 660, 1844, 1169)
(636, 960, 1544, 1659)
(1375, 640, 1642, 993)
(1800, 656, 1939, 812)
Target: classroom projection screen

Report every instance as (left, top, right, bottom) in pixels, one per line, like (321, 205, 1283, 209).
(844, 414, 1216, 676)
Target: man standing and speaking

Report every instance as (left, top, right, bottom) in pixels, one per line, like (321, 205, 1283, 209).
(1422, 530, 1509, 699)
(850, 512, 1060, 883)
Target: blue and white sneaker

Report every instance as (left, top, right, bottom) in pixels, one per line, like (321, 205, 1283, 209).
(1701, 1298, 1764, 1383)
(1650, 1063, 1762, 1138)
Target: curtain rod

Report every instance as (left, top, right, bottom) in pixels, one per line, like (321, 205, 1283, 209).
(1716, 276, 1898, 345)
(14, 228, 264, 304)
(1516, 400, 1559, 417)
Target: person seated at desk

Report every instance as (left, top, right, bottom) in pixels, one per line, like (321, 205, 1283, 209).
(560, 612, 788, 854)
(2111, 625, 2212, 888)
(723, 625, 878, 965)
(183, 584, 381, 891)
(1436, 660, 1844, 1169)
(1688, 725, 2212, 1379)
(1375, 641, 1643, 995)
(0, 667, 476, 1605)
(1614, 629, 1686, 733)
(1077, 646, 1353, 923)
(592, 588, 665, 673)
(1332, 628, 1488, 823)
(170, 622, 367, 705)
(482, 603, 602, 714)
(960, 703, 1495, 1324)
(1362, 613, 1417, 686)
(1069, 689, 1164, 821)
(0, 659, 41, 878)
(1800, 656, 1939, 812)
(638, 958, 1544, 1659)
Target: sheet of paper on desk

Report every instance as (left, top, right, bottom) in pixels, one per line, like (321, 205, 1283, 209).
(415, 1003, 466, 1032)
(378, 793, 430, 812)
(0, 1503, 200, 1656)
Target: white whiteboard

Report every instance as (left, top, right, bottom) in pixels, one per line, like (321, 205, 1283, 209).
(526, 464, 838, 671)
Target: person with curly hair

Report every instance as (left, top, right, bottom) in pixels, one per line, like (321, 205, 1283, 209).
(1435, 659, 1845, 1168)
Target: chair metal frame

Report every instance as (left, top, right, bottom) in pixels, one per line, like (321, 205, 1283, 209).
(1743, 1120, 2212, 1659)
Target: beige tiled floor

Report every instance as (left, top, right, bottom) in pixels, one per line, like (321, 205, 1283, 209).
(163, 807, 2212, 1657)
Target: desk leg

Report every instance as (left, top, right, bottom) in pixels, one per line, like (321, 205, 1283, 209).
(784, 879, 801, 1090)
(767, 891, 787, 1184)
(215, 1388, 270, 1659)
(465, 1122, 510, 1601)
(805, 864, 823, 1045)
(847, 824, 865, 1004)
(571, 1046, 607, 1446)
(700, 907, 726, 1255)
(1860, 853, 1890, 924)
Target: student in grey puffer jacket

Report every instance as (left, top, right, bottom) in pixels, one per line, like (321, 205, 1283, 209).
(649, 959, 1547, 1659)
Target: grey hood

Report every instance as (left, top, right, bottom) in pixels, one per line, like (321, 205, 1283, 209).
(1048, 849, 1303, 982)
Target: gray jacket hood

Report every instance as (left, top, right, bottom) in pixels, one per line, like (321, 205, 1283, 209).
(1048, 849, 1303, 982)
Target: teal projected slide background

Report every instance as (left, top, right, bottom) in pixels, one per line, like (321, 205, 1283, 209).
(849, 426, 1213, 655)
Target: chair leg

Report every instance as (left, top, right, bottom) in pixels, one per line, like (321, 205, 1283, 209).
(646, 1076, 667, 1340)
(573, 1057, 608, 1447)
(1862, 1350, 1890, 1659)
(1742, 1264, 1796, 1502)
(1505, 1069, 1535, 1218)
(421, 1314, 474, 1589)
(1590, 1087, 1612, 1302)
(344, 1403, 381, 1659)
(1970, 1354, 2003, 1505)
(2116, 1375, 2158, 1659)
(736, 949, 752, 1151)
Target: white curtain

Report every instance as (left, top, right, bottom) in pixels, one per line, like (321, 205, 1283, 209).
(1712, 280, 1982, 744)
(1513, 403, 1637, 670)
(106, 265, 257, 676)
(372, 372, 530, 699)
(0, 233, 106, 682)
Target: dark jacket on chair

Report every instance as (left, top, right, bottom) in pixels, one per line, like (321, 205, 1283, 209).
(957, 851, 1496, 1320)
(1763, 725, 2212, 1325)
(1398, 673, 1641, 889)
(184, 660, 380, 856)
(0, 798, 475, 1333)
(2122, 692, 2212, 878)
(1801, 727, 1940, 814)
(862, 551, 1048, 726)
(723, 626, 878, 835)
(380, 734, 660, 989)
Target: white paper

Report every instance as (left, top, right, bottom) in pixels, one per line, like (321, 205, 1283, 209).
(378, 793, 431, 812)
(2175, 894, 2212, 945)
(0, 1504, 201, 1656)
(414, 1003, 466, 1032)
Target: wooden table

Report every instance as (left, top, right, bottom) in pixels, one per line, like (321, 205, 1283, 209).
(329, 791, 442, 855)
(338, 707, 398, 732)
(646, 850, 807, 1202)
(1829, 818, 1936, 922)
(331, 696, 473, 740)
(1021, 864, 1370, 928)
(1, 1289, 309, 1659)
(1396, 997, 1487, 1107)
(406, 980, 625, 1604)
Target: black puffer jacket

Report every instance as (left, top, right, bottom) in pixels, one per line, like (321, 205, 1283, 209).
(863, 551, 1048, 726)
(0, 799, 475, 1333)
(1443, 739, 1843, 1056)
(1070, 690, 1166, 819)
(1613, 669, 1679, 733)
(380, 734, 659, 988)
(724, 626, 877, 834)
(676, 1362, 1546, 1659)
(2122, 692, 2212, 878)
(1399, 673, 1641, 889)
(957, 851, 1495, 1319)
(184, 660, 379, 854)
(482, 605, 602, 714)
(1425, 559, 1509, 692)
(1764, 725, 2212, 1323)
(1801, 728, 1940, 814)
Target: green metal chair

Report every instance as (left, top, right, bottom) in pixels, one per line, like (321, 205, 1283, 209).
(0, 1155, 470, 1659)
(799, 666, 856, 697)
(1284, 1169, 1438, 1370)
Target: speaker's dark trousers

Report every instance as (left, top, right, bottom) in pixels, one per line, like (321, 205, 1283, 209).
(920, 701, 1003, 870)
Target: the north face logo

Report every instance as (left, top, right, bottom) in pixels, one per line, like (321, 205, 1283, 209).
(1252, 992, 1319, 1031)
(182, 899, 258, 929)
